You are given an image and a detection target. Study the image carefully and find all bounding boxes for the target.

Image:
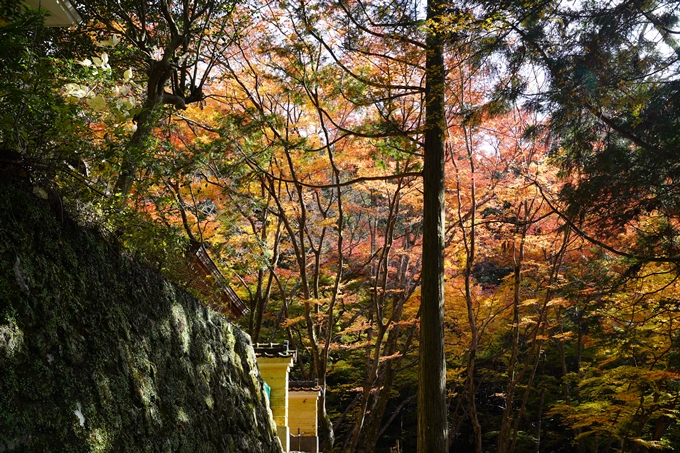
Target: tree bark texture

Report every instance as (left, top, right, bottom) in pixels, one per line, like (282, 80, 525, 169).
(418, 1, 448, 452)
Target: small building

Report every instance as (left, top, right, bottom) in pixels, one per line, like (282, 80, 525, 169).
(255, 342, 297, 452)
(288, 380, 321, 453)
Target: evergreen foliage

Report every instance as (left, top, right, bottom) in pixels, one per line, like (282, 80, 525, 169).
(2, 0, 680, 451)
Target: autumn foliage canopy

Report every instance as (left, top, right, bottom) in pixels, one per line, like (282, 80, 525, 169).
(2, 0, 680, 451)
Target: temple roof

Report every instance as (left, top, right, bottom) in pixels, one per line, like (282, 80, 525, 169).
(254, 341, 297, 359)
(289, 380, 321, 392)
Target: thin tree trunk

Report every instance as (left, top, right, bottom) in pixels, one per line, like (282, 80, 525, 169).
(535, 387, 545, 453)
(348, 186, 403, 453)
(454, 122, 482, 453)
(498, 204, 528, 453)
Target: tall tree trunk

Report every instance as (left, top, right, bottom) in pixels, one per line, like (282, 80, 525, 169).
(418, 1, 448, 452)
(115, 53, 202, 196)
(114, 98, 160, 196)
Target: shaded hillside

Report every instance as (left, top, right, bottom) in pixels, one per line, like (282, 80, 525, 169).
(0, 176, 282, 452)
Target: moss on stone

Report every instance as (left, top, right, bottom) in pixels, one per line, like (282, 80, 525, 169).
(0, 177, 282, 453)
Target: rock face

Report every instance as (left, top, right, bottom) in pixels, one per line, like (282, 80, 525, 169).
(0, 178, 282, 453)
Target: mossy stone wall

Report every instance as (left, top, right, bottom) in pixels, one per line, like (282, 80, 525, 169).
(0, 177, 282, 453)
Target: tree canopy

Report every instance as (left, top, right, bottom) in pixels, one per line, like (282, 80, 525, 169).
(2, 0, 680, 451)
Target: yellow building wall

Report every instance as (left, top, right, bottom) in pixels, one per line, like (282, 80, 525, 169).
(257, 357, 293, 452)
(288, 392, 319, 437)
(259, 372, 287, 426)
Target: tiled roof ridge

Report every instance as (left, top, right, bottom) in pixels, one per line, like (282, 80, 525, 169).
(253, 341, 297, 359)
(289, 379, 321, 392)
